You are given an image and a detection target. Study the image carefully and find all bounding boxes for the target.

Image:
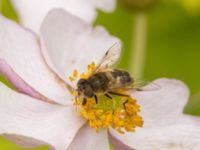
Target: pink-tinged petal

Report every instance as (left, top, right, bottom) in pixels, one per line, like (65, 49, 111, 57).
(67, 124, 110, 150)
(132, 78, 189, 127)
(40, 9, 120, 86)
(0, 59, 42, 100)
(0, 14, 72, 104)
(0, 83, 85, 150)
(109, 78, 200, 150)
(11, 0, 116, 33)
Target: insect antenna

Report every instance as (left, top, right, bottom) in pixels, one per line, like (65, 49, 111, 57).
(75, 95, 78, 112)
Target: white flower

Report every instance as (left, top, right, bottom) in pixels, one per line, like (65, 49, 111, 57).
(11, 0, 116, 32)
(0, 9, 200, 150)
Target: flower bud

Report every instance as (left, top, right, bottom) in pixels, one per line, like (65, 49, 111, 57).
(181, 0, 200, 15)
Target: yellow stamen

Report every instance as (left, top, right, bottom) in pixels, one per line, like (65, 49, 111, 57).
(71, 62, 143, 134)
(80, 62, 96, 79)
(69, 70, 78, 81)
(80, 73, 87, 79)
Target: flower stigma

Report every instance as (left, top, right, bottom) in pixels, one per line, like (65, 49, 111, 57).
(69, 62, 143, 134)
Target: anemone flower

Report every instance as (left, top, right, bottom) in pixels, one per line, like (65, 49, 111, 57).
(11, 0, 116, 32)
(0, 9, 200, 150)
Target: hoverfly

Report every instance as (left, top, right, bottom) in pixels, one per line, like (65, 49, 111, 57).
(76, 42, 158, 106)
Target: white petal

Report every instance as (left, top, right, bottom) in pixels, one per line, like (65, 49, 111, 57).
(0, 82, 85, 150)
(108, 132, 134, 150)
(11, 0, 116, 33)
(109, 78, 200, 150)
(132, 78, 189, 127)
(0, 15, 72, 104)
(67, 124, 110, 150)
(40, 9, 120, 87)
(109, 115, 200, 150)
(2, 134, 47, 148)
(89, 0, 116, 12)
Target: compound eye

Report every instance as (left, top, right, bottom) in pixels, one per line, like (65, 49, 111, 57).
(78, 84, 85, 91)
(84, 86, 93, 98)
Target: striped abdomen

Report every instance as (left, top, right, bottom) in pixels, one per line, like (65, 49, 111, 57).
(88, 69, 133, 93)
(106, 69, 133, 89)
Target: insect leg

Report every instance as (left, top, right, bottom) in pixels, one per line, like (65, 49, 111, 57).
(82, 98, 87, 105)
(135, 88, 143, 91)
(94, 95, 98, 104)
(75, 96, 77, 104)
(108, 91, 129, 97)
(105, 93, 112, 99)
(123, 99, 128, 110)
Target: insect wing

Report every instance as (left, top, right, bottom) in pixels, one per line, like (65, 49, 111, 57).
(95, 42, 122, 71)
(133, 81, 161, 92)
(108, 80, 160, 92)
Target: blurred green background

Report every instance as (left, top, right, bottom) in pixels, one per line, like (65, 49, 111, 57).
(0, 0, 200, 149)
